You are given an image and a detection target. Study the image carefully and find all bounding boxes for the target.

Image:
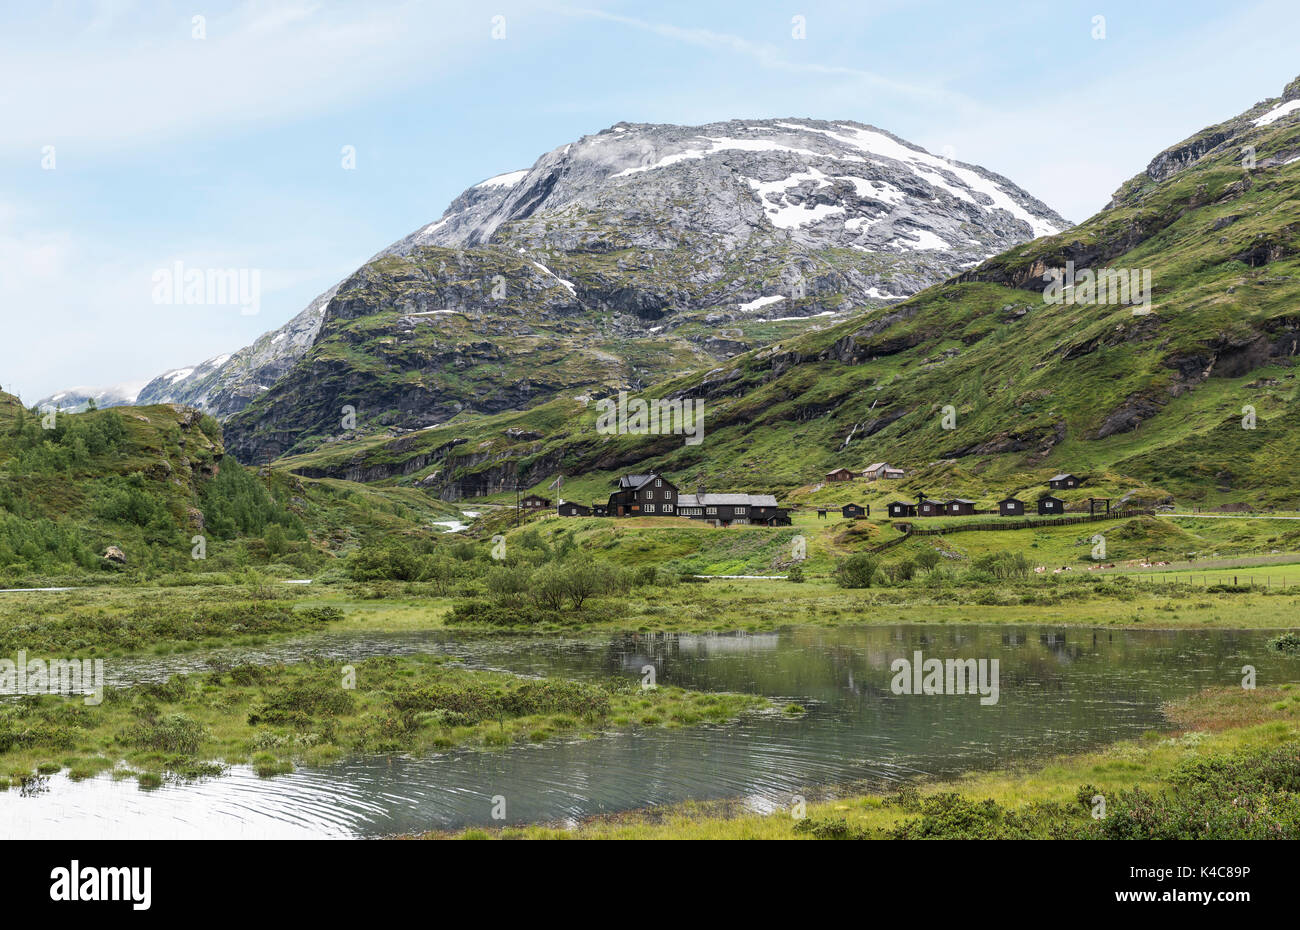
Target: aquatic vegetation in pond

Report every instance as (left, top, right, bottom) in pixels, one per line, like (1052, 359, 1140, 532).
(0, 653, 767, 782)
(1270, 631, 1300, 654)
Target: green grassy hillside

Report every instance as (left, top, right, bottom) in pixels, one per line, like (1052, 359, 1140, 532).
(0, 394, 458, 585)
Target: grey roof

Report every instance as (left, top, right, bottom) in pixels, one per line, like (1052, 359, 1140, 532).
(948, 498, 976, 504)
(677, 493, 777, 507)
(618, 474, 655, 489)
(1050, 473, 1078, 481)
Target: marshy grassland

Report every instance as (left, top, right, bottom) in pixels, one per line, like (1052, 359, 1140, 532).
(4, 508, 1298, 833)
(0, 652, 769, 787)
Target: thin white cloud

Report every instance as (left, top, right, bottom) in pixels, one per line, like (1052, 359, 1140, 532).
(0, 1, 485, 152)
(559, 6, 972, 108)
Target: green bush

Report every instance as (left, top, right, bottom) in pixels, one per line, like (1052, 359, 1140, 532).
(348, 540, 421, 581)
(834, 553, 879, 588)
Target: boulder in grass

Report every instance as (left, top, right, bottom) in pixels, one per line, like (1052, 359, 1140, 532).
(103, 546, 127, 565)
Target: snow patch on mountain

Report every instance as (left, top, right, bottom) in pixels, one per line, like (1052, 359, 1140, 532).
(1253, 99, 1300, 126)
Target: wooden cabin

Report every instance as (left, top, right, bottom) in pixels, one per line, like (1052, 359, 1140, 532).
(841, 503, 866, 519)
(999, 497, 1025, 516)
(677, 492, 772, 526)
(519, 494, 552, 511)
(888, 501, 917, 518)
(557, 501, 591, 517)
(1049, 473, 1082, 490)
(862, 463, 905, 480)
(1037, 495, 1065, 515)
(745, 494, 785, 525)
(946, 498, 977, 516)
(825, 467, 855, 482)
(917, 498, 945, 517)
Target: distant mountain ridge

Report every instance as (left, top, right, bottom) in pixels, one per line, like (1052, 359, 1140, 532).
(34, 381, 147, 414)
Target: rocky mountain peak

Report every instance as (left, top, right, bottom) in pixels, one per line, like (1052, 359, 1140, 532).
(85, 116, 1068, 442)
(392, 117, 1067, 257)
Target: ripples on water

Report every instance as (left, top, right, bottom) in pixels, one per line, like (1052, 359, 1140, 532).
(2, 625, 1296, 838)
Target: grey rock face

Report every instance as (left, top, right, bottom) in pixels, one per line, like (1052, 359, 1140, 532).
(402, 119, 1066, 254)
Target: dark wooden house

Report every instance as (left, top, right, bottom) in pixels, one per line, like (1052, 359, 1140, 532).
(999, 497, 1025, 516)
(605, 473, 787, 526)
(1049, 473, 1082, 490)
(519, 494, 551, 511)
(945, 498, 977, 516)
(607, 473, 678, 517)
(918, 498, 945, 517)
(1037, 495, 1065, 515)
(744, 494, 786, 525)
(825, 467, 855, 482)
(677, 492, 761, 526)
(888, 501, 917, 518)
(842, 503, 866, 519)
(557, 501, 591, 517)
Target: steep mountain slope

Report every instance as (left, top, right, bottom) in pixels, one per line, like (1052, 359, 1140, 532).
(134, 285, 335, 414)
(101, 118, 1062, 461)
(274, 75, 1300, 511)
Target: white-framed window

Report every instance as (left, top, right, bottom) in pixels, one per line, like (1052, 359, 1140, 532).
(663, 504, 673, 512)
(706, 507, 717, 515)
(951, 504, 959, 512)
(645, 504, 655, 513)
(655, 479, 662, 487)
(736, 507, 746, 514)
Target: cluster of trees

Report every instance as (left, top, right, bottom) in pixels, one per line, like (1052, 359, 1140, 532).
(348, 526, 681, 615)
(834, 547, 1029, 588)
(4, 406, 130, 473)
(487, 559, 631, 611)
(198, 461, 304, 541)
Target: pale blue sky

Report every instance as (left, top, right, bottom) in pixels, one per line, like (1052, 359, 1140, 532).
(4, 0, 1298, 399)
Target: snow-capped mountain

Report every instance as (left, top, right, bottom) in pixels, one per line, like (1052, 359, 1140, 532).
(395, 118, 1065, 253)
(78, 118, 1068, 449)
(34, 381, 148, 413)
